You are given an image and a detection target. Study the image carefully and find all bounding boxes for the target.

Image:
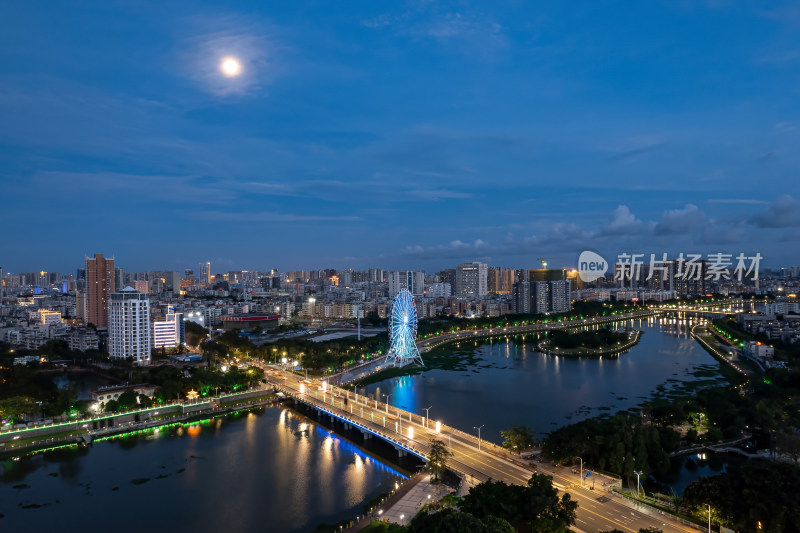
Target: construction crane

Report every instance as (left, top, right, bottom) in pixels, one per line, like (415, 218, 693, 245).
(537, 257, 550, 269)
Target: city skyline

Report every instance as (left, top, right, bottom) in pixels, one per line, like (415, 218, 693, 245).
(1, 2, 799, 272)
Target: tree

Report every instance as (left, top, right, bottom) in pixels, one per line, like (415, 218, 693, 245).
(500, 424, 537, 452)
(427, 437, 452, 481)
(525, 473, 578, 529)
(184, 320, 209, 347)
(682, 460, 800, 532)
(460, 474, 577, 531)
(408, 508, 488, 532)
(115, 390, 138, 410)
(0, 396, 38, 424)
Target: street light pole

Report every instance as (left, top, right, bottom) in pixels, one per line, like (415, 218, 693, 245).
(423, 406, 432, 429)
(382, 393, 391, 414)
(634, 470, 643, 498)
(707, 504, 711, 533)
(474, 425, 485, 451)
(577, 457, 583, 487)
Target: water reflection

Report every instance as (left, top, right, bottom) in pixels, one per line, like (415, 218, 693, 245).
(367, 317, 725, 442)
(0, 406, 404, 533)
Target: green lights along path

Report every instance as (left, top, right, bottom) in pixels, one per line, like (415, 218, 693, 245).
(0, 406, 406, 533)
(364, 315, 727, 444)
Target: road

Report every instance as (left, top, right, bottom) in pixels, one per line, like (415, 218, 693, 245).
(266, 369, 696, 533)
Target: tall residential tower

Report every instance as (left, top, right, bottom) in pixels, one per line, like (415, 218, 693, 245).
(85, 253, 115, 328)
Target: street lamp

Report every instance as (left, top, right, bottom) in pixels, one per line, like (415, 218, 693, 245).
(634, 470, 643, 497)
(423, 406, 432, 429)
(474, 424, 485, 451)
(382, 393, 392, 414)
(707, 504, 712, 533)
(577, 457, 583, 487)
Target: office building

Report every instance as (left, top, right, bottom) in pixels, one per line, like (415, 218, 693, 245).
(152, 306, 181, 350)
(109, 287, 151, 365)
(455, 262, 488, 296)
(388, 270, 425, 296)
(85, 253, 115, 328)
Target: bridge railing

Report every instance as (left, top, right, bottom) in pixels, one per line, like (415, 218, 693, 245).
(276, 382, 492, 483)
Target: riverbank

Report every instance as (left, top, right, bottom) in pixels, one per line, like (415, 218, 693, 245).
(0, 388, 278, 458)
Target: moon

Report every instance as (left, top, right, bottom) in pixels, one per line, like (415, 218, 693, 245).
(220, 57, 241, 77)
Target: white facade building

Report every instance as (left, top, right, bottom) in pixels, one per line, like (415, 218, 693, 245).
(388, 270, 426, 296)
(152, 308, 179, 350)
(109, 287, 151, 365)
(455, 262, 488, 297)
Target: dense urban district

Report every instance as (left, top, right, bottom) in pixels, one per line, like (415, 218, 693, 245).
(2, 256, 800, 532)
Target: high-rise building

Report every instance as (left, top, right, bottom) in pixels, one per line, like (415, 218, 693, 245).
(369, 268, 384, 282)
(488, 267, 514, 294)
(85, 254, 115, 328)
(35, 271, 48, 288)
(501, 268, 514, 293)
(75, 291, 87, 322)
(513, 281, 532, 313)
(114, 267, 124, 291)
(455, 262, 488, 296)
(548, 280, 572, 313)
(488, 267, 502, 293)
(199, 261, 211, 286)
(152, 306, 181, 350)
(388, 270, 425, 296)
(513, 280, 572, 314)
(109, 287, 151, 365)
(162, 271, 180, 293)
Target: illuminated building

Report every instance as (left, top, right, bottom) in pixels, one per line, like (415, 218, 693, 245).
(455, 262, 488, 296)
(109, 287, 151, 365)
(152, 307, 181, 350)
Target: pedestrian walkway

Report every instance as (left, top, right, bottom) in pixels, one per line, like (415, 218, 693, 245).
(381, 474, 454, 526)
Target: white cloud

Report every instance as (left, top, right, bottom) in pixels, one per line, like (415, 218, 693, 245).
(655, 204, 707, 235)
(602, 205, 644, 236)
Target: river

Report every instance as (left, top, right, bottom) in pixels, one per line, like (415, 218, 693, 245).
(365, 316, 726, 443)
(2, 316, 727, 530)
(0, 406, 406, 533)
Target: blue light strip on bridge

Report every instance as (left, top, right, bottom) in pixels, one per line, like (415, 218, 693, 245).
(285, 390, 427, 461)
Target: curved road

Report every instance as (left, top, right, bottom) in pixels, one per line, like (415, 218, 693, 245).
(267, 369, 696, 533)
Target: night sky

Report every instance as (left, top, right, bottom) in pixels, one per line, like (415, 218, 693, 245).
(2, 2, 799, 273)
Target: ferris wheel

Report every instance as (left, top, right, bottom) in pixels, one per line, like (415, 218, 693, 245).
(387, 290, 424, 366)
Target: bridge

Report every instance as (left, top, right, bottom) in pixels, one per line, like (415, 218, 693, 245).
(265, 369, 696, 533)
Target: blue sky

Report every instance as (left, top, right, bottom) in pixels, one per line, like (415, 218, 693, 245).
(1, 1, 799, 273)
